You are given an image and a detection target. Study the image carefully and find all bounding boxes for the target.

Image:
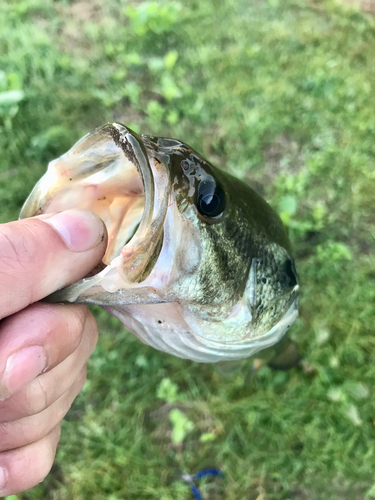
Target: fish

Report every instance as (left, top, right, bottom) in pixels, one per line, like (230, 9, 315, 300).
(20, 123, 300, 364)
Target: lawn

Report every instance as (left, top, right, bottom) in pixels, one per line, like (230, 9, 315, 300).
(0, 0, 374, 499)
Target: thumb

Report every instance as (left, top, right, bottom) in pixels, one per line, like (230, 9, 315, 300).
(0, 210, 107, 320)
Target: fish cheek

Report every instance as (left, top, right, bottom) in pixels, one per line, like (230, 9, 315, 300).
(192, 218, 252, 312)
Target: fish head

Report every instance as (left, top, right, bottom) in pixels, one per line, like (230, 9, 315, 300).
(20, 123, 299, 362)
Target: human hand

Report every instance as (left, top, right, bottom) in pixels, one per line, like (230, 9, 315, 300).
(0, 210, 107, 495)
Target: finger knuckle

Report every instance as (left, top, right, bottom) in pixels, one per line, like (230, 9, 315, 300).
(0, 421, 11, 451)
(84, 312, 99, 355)
(77, 366, 87, 392)
(52, 305, 88, 353)
(63, 368, 87, 411)
(24, 376, 50, 416)
(0, 225, 39, 272)
(34, 431, 60, 486)
(32, 304, 87, 352)
(0, 425, 61, 496)
(0, 223, 57, 307)
(67, 305, 88, 336)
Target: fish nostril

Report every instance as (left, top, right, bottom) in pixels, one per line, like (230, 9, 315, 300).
(280, 259, 298, 289)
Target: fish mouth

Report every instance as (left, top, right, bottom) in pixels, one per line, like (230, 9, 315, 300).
(20, 123, 170, 299)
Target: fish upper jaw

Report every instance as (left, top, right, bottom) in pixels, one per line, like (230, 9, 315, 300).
(21, 123, 172, 304)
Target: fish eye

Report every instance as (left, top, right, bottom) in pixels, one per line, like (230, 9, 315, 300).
(196, 179, 226, 218)
(280, 259, 298, 289)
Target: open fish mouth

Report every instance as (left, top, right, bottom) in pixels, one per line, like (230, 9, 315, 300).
(21, 122, 300, 363)
(20, 123, 170, 302)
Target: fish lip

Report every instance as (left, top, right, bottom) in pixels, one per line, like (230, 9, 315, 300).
(111, 124, 170, 283)
(104, 122, 156, 236)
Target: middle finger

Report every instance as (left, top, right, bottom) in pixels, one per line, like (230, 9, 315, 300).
(0, 365, 86, 452)
(0, 302, 89, 400)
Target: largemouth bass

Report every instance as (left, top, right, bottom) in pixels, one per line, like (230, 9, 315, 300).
(21, 123, 300, 363)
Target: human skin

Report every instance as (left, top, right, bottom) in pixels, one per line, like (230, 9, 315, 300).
(0, 209, 108, 495)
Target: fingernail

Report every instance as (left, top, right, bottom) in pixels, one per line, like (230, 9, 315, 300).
(0, 466, 6, 491)
(0, 346, 47, 399)
(46, 209, 105, 252)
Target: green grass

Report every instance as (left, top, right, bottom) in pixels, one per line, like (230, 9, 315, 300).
(1, 0, 375, 498)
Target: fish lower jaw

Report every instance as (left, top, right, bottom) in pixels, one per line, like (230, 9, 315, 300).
(104, 299, 299, 363)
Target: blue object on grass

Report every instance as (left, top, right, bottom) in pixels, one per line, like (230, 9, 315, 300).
(193, 468, 224, 480)
(181, 468, 224, 500)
